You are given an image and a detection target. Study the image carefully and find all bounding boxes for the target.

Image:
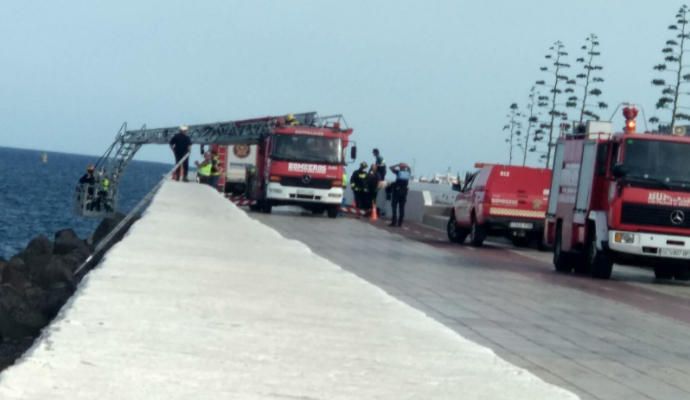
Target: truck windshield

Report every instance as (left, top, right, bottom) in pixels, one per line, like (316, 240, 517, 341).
(271, 135, 343, 164)
(622, 139, 690, 188)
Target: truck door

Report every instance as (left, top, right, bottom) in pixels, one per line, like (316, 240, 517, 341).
(454, 172, 477, 225)
(574, 141, 597, 225)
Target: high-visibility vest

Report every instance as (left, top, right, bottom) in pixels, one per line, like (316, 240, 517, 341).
(342, 173, 348, 188)
(198, 162, 212, 176)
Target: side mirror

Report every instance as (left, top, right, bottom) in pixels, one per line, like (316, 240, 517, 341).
(350, 146, 357, 160)
(612, 164, 627, 178)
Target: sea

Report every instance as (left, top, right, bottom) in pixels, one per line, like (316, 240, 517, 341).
(0, 146, 171, 260)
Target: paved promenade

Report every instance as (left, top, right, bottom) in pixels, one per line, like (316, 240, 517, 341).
(256, 211, 690, 400)
(0, 182, 576, 399)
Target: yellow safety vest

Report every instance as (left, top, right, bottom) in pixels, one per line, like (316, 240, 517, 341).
(198, 162, 212, 176)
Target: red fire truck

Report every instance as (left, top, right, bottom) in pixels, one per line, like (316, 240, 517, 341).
(447, 163, 551, 247)
(544, 106, 690, 280)
(212, 113, 354, 218)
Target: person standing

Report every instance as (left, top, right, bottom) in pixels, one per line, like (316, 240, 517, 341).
(389, 163, 411, 227)
(372, 148, 387, 181)
(209, 150, 223, 190)
(169, 125, 192, 181)
(195, 151, 213, 185)
(78, 164, 97, 210)
(350, 162, 369, 210)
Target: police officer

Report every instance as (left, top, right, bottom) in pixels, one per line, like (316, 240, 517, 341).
(389, 163, 411, 227)
(350, 162, 369, 210)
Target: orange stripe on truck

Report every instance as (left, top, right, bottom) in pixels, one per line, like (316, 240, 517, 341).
(489, 207, 546, 219)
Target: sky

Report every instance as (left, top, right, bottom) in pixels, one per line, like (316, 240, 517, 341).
(0, 0, 680, 176)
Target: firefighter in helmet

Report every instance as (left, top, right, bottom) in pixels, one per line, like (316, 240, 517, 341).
(350, 162, 370, 211)
(286, 113, 299, 126)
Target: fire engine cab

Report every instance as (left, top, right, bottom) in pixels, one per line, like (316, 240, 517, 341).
(544, 106, 690, 280)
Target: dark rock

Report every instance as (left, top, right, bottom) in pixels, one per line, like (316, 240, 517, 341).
(20, 236, 53, 281)
(0, 259, 6, 282)
(2, 257, 30, 291)
(91, 212, 126, 248)
(0, 285, 47, 339)
(54, 229, 89, 255)
(39, 284, 73, 319)
(60, 246, 91, 273)
(38, 256, 75, 290)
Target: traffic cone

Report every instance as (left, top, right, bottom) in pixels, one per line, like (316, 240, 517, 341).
(370, 202, 378, 221)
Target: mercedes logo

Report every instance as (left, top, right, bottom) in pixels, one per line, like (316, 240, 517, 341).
(670, 210, 685, 225)
(301, 175, 312, 184)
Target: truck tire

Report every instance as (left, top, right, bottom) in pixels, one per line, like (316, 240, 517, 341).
(654, 265, 674, 280)
(587, 229, 613, 279)
(674, 265, 690, 281)
(261, 201, 272, 214)
(327, 206, 339, 219)
(469, 215, 486, 247)
(447, 215, 468, 244)
(553, 226, 574, 273)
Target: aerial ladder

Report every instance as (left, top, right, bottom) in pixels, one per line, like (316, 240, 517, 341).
(74, 112, 318, 218)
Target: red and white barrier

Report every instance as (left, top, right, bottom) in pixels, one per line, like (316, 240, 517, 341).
(226, 195, 257, 207)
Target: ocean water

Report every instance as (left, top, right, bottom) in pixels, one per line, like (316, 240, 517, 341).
(0, 146, 171, 260)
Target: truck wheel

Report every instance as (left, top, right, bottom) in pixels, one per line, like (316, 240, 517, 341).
(327, 206, 339, 219)
(673, 265, 690, 281)
(447, 215, 468, 244)
(469, 216, 486, 247)
(587, 230, 613, 279)
(261, 201, 272, 214)
(653, 265, 674, 280)
(553, 226, 574, 273)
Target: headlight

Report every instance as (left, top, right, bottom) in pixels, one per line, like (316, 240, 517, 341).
(614, 232, 636, 244)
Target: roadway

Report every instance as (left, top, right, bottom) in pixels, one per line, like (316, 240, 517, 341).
(254, 208, 690, 400)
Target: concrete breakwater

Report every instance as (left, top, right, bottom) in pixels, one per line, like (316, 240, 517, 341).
(0, 215, 126, 370)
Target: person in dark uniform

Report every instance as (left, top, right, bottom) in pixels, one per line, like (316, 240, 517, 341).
(78, 164, 97, 210)
(366, 165, 380, 213)
(350, 162, 369, 210)
(372, 148, 386, 181)
(389, 163, 411, 227)
(169, 125, 192, 181)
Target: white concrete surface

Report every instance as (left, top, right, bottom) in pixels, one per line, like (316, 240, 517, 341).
(0, 181, 578, 400)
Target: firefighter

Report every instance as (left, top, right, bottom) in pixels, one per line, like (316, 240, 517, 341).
(367, 164, 380, 213)
(389, 163, 411, 227)
(350, 162, 369, 210)
(195, 152, 213, 185)
(372, 148, 387, 181)
(96, 171, 113, 212)
(78, 164, 97, 210)
(286, 113, 299, 126)
(209, 150, 223, 190)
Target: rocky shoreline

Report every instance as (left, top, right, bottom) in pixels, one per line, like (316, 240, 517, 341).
(0, 214, 130, 371)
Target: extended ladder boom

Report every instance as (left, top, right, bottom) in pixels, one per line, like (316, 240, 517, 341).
(74, 112, 318, 218)
(122, 112, 317, 145)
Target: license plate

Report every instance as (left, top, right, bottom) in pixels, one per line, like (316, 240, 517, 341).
(297, 189, 315, 196)
(659, 248, 690, 258)
(509, 222, 533, 230)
